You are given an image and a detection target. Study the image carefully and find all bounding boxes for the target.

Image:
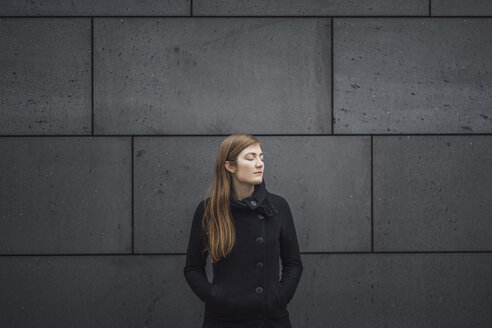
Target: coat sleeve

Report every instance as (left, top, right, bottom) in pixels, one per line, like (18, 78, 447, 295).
(279, 197, 303, 304)
(183, 200, 213, 303)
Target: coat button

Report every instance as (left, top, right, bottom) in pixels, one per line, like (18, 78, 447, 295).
(256, 262, 263, 270)
(256, 237, 263, 244)
(250, 200, 257, 206)
(256, 286, 263, 294)
(258, 214, 264, 220)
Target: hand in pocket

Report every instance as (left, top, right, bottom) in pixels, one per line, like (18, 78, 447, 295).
(277, 282, 288, 307)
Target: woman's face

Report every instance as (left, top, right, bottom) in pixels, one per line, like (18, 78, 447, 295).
(226, 143, 264, 185)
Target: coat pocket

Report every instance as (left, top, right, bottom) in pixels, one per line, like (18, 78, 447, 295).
(275, 281, 288, 308)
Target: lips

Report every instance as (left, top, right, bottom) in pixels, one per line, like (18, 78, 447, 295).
(254, 172, 263, 174)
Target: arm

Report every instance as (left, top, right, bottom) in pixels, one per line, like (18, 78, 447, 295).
(183, 200, 213, 303)
(279, 198, 303, 303)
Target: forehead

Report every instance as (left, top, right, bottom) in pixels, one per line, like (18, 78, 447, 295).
(239, 144, 263, 155)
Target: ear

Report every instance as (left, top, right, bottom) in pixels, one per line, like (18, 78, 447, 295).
(224, 161, 236, 174)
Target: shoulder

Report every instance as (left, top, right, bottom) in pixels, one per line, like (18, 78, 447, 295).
(191, 198, 210, 233)
(194, 197, 210, 216)
(266, 191, 291, 211)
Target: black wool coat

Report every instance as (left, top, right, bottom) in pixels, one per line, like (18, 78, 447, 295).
(183, 179, 303, 328)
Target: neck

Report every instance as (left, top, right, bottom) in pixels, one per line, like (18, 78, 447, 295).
(230, 178, 255, 201)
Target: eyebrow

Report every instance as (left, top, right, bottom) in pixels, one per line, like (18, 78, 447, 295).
(245, 152, 263, 155)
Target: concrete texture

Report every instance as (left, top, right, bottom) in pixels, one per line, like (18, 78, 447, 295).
(0, 0, 189, 16)
(334, 18, 492, 134)
(432, 0, 492, 16)
(194, 0, 428, 16)
(0, 137, 132, 254)
(373, 135, 492, 251)
(94, 18, 331, 135)
(0, 18, 91, 135)
(258, 136, 371, 252)
(292, 253, 492, 328)
(133, 136, 217, 253)
(0, 255, 201, 328)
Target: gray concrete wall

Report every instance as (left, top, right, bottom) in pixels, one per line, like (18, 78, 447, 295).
(1, 1, 491, 327)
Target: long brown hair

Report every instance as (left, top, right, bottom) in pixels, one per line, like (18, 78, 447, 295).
(202, 134, 262, 264)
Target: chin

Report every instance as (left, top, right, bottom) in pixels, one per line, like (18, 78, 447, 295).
(239, 176, 263, 185)
(252, 176, 263, 184)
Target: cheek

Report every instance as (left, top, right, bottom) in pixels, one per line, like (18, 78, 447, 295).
(238, 162, 254, 173)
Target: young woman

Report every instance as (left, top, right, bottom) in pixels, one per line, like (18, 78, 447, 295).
(183, 134, 303, 328)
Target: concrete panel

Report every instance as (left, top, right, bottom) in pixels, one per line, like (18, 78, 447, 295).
(259, 136, 371, 252)
(0, 18, 91, 135)
(134, 136, 218, 253)
(134, 136, 370, 253)
(0, 0, 189, 16)
(0, 255, 202, 328)
(0, 137, 132, 254)
(292, 253, 492, 328)
(334, 18, 492, 134)
(432, 0, 492, 16)
(94, 18, 331, 135)
(194, 0, 428, 16)
(373, 135, 492, 251)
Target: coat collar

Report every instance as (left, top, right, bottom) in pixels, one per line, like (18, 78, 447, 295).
(229, 178, 279, 217)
